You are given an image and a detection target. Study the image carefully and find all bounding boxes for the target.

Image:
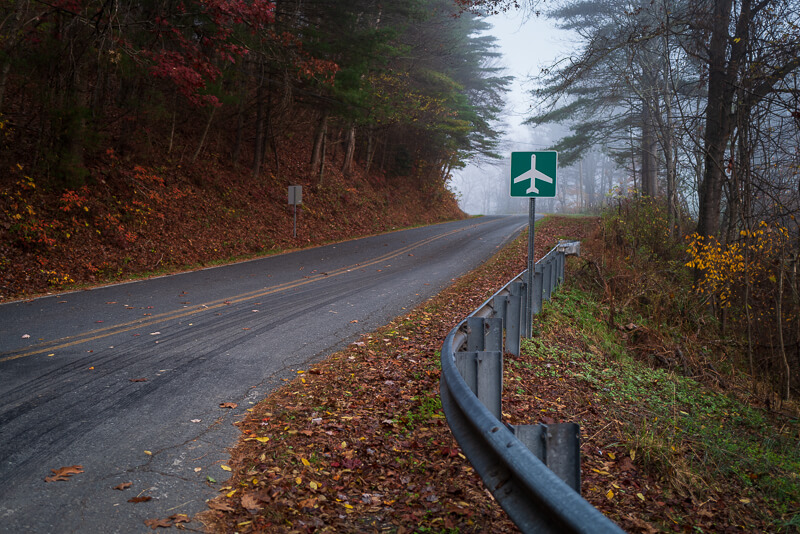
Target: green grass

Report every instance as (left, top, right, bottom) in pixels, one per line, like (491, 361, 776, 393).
(526, 286, 800, 525)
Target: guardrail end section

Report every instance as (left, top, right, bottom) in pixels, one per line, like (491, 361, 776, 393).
(511, 423, 581, 493)
(557, 239, 581, 256)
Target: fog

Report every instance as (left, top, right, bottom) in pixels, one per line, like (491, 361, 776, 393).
(450, 10, 625, 215)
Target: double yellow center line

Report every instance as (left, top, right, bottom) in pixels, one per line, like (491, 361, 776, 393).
(1, 222, 485, 363)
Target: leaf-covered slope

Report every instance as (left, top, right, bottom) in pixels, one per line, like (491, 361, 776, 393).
(0, 132, 464, 302)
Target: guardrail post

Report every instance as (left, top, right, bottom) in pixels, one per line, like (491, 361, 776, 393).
(542, 260, 553, 301)
(506, 281, 524, 356)
(557, 251, 565, 286)
(467, 317, 504, 352)
(551, 254, 559, 290)
(512, 423, 581, 493)
(493, 294, 509, 327)
(532, 265, 544, 315)
(455, 351, 503, 419)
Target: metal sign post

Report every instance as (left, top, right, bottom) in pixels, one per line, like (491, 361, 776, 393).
(526, 198, 535, 337)
(510, 151, 558, 337)
(288, 185, 302, 238)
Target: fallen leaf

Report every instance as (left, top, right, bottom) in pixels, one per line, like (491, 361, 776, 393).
(220, 464, 232, 471)
(22, 334, 30, 339)
(194, 467, 202, 472)
(113, 482, 132, 490)
(191, 419, 201, 423)
(128, 495, 152, 503)
(207, 500, 235, 511)
(170, 514, 190, 524)
(44, 465, 84, 482)
(618, 457, 636, 472)
(144, 450, 152, 455)
(129, 378, 147, 382)
(605, 489, 614, 499)
(143, 518, 172, 529)
(220, 402, 238, 409)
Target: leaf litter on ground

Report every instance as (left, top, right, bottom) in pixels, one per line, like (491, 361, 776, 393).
(197, 217, 593, 533)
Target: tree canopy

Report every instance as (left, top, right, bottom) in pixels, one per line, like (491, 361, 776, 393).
(0, 0, 509, 187)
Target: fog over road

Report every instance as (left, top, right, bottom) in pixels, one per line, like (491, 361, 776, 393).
(0, 216, 527, 533)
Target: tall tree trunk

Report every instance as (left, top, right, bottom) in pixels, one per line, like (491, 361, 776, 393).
(777, 262, 791, 400)
(192, 105, 216, 163)
(364, 129, 375, 176)
(697, 0, 749, 238)
(342, 124, 356, 176)
(310, 109, 329, 178)
(0, 0, 28, 113)
(640, 100, 658, 197)
(168, 92, 178, 154)
(232, 81, 245, 165)
(629, 126, 638, 192)
(252, 73, 265, 177)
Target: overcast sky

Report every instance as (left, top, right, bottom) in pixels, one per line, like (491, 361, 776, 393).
(451, 9, 576, 214)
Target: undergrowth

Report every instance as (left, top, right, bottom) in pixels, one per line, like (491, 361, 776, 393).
(522, 198, 800, 531)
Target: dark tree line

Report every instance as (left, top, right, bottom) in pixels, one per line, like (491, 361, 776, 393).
(0, 0, 509, 189)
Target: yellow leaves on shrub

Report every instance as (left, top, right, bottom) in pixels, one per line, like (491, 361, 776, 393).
(685, 223, 788, 307)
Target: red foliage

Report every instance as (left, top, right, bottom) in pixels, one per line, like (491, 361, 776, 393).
(143, 0, 275, 107)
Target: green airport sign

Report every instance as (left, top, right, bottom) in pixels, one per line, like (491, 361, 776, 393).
(510, 151, 558, 197)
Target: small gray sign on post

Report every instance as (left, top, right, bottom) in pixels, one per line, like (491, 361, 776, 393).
(288, 185, 302, 205)
(288, 185, 302, 237)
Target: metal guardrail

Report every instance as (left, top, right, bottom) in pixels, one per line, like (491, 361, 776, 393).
(439, 241, 625, 533)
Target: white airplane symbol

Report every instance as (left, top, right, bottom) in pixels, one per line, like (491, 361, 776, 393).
(514, 154, 553, 194)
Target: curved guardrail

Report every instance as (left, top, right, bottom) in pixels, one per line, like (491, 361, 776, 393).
(439, 242, 625, 533)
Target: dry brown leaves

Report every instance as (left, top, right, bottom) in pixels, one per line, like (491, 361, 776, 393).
(198, 217, 597, 533)
(144, 514, 190, 529)
(44, 465, 83, 482)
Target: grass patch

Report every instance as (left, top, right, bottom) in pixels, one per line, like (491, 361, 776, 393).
(524, 284, 800, 530)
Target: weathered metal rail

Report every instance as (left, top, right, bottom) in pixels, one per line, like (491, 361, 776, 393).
(439, 241, 625, 533)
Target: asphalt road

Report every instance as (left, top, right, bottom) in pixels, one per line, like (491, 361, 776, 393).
(0, 215, 527, 533)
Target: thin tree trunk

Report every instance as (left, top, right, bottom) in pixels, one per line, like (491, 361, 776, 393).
(365, 130, 375, 176)
(232, 83, 244, 164)
(310, 109, 329, 178)
(777, 262, 791, 400)
(629, 126, 638, 192)
(192, 105, 216, 163)
(318, 130, 327, 183)
(641, 100, 658, 197)
(252, 66, 267, 176)
(168, 93, 177, 154)
(342, 124, 356, 176)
